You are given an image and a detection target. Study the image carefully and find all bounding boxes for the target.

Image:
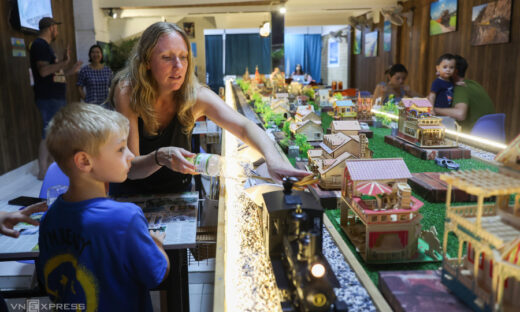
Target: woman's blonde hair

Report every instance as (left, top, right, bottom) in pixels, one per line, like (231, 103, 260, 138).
(111, 22, 198, 135)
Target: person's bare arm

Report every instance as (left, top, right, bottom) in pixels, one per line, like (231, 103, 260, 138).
(194, 87, 309, 181)
(434, 102, 468, 121)
(77, 86, 86, 101)
(36, 60, 67, 77)
(427, 92, 436, 106)
(150, 230, 170, 282)
(113, 83, 195, 179)
(37, 48, 82, 77)
(0, 202, 48, 238)
(404, 85, 421, 97)
(372, 84, 383, 103)
(64, 61, 82, 76)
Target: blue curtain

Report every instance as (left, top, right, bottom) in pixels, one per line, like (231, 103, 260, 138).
(285, 34, 322, 83)
(225, 34, 271, 75)
(205, 35, 223, 93)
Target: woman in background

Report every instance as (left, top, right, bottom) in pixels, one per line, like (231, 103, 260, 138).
(290, 64, 312, 84)
(77, 44, 113, 104)
(372, 64, 419, 104)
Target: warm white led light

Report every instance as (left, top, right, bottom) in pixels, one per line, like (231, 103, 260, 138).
(280, 7, 286, 14)
(445, 128, 507, 150)
(371, 109, 398, 120)
(311, 263, 326, 278)
(370, 108, 507, 151)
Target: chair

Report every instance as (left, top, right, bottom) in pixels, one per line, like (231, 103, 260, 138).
(470, 113, 506, 143)
(39, 162, 69, 199)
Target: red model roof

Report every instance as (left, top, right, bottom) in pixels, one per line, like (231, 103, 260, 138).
(345, 158, 411, 181)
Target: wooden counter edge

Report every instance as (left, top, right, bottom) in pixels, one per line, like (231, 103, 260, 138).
(213, 181, 226, 312)
(323, 215, 392, 312)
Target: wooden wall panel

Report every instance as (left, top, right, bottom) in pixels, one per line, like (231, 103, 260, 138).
(0, 0, 79, 175)
(350, 22, 396, 93)
(352, 0, 520, 141)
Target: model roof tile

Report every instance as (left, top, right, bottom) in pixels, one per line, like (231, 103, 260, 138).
(401, 98, 432, 108)
(332, 120, 361, 131)
(319, 152, 353, 174)
(345, 158, 411, 181)
(324, 132, 350, 146)
(290, 120, 322, 132)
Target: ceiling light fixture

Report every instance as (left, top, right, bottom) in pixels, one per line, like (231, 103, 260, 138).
(259, 21, 270, 37)
(279, 7, 286, 14)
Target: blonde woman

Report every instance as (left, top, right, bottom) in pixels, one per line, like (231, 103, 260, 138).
(110, 22, 308, 195)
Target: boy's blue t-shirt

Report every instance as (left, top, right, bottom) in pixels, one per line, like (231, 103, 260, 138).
(431, 77, 454, 108)
(37, 196, 168, 312)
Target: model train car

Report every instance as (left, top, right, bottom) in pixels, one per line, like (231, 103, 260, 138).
(261, 177, 347, 312)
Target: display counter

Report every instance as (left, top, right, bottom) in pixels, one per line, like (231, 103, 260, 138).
(213, 80, 391, 312)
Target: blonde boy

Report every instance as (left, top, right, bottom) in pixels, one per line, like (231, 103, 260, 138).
(37, 103, 169, 312)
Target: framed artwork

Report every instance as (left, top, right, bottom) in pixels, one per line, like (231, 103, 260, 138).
(353, 28, 361, 55)
(183, 22, 195, 38)
(364, 31, 378, 58)
(430, 0, 457, 36)
(328, 38, 339, 67)
(471, 0, 511, 46)
(383, 21, 391, 52)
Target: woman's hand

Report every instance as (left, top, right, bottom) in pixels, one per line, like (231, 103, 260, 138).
(266, 155, 312, 183)
(157, 147, 197, 174)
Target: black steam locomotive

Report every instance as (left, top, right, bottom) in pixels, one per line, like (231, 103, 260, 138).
(261, 178, 347, 312)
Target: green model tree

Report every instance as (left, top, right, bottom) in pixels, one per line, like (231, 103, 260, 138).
(282, 121, 292, 138)
(303, 88, 315, 100)
(300, 142, 313, 157)
(263, 107, 274, 128)
(333, 92, 343, 100)
(294, 134, 312, 157)
(273, 113, 284, 128)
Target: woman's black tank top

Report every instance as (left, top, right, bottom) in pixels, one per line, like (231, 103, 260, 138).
(109, 115, 192, 196)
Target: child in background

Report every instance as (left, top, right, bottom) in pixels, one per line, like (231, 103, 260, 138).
(37, 103, 169, 312)
(428, 53, 456, 108)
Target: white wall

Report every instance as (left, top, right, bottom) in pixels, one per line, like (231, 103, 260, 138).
(73, 0, 97, 64)
(321, 29, 349, 87)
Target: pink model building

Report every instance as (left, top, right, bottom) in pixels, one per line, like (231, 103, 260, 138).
(340, 158, 424, 263)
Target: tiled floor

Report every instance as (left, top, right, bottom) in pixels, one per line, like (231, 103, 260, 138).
(0, 161, 215, 312)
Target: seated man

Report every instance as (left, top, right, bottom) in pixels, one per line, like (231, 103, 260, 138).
(434, 55, 495, 132)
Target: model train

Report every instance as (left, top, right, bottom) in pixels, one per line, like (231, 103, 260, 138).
(261, 177, 347, 312)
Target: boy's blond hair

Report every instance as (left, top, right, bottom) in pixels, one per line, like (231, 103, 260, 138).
(46, 103, 129, 171)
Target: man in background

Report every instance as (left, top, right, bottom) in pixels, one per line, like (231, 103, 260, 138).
(29, 17, 82, 180)
(434, 55, 495, 132)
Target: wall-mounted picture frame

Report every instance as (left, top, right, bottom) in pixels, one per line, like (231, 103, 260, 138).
(383, 21, 391, 52)
(353, 28, 361, 55)
(364, 30, 378, 57)
(328, 38, 339, 67)
(471, 0, 511, 46)
(183, 22, 195, 38)
(430, 0, 457, 36)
